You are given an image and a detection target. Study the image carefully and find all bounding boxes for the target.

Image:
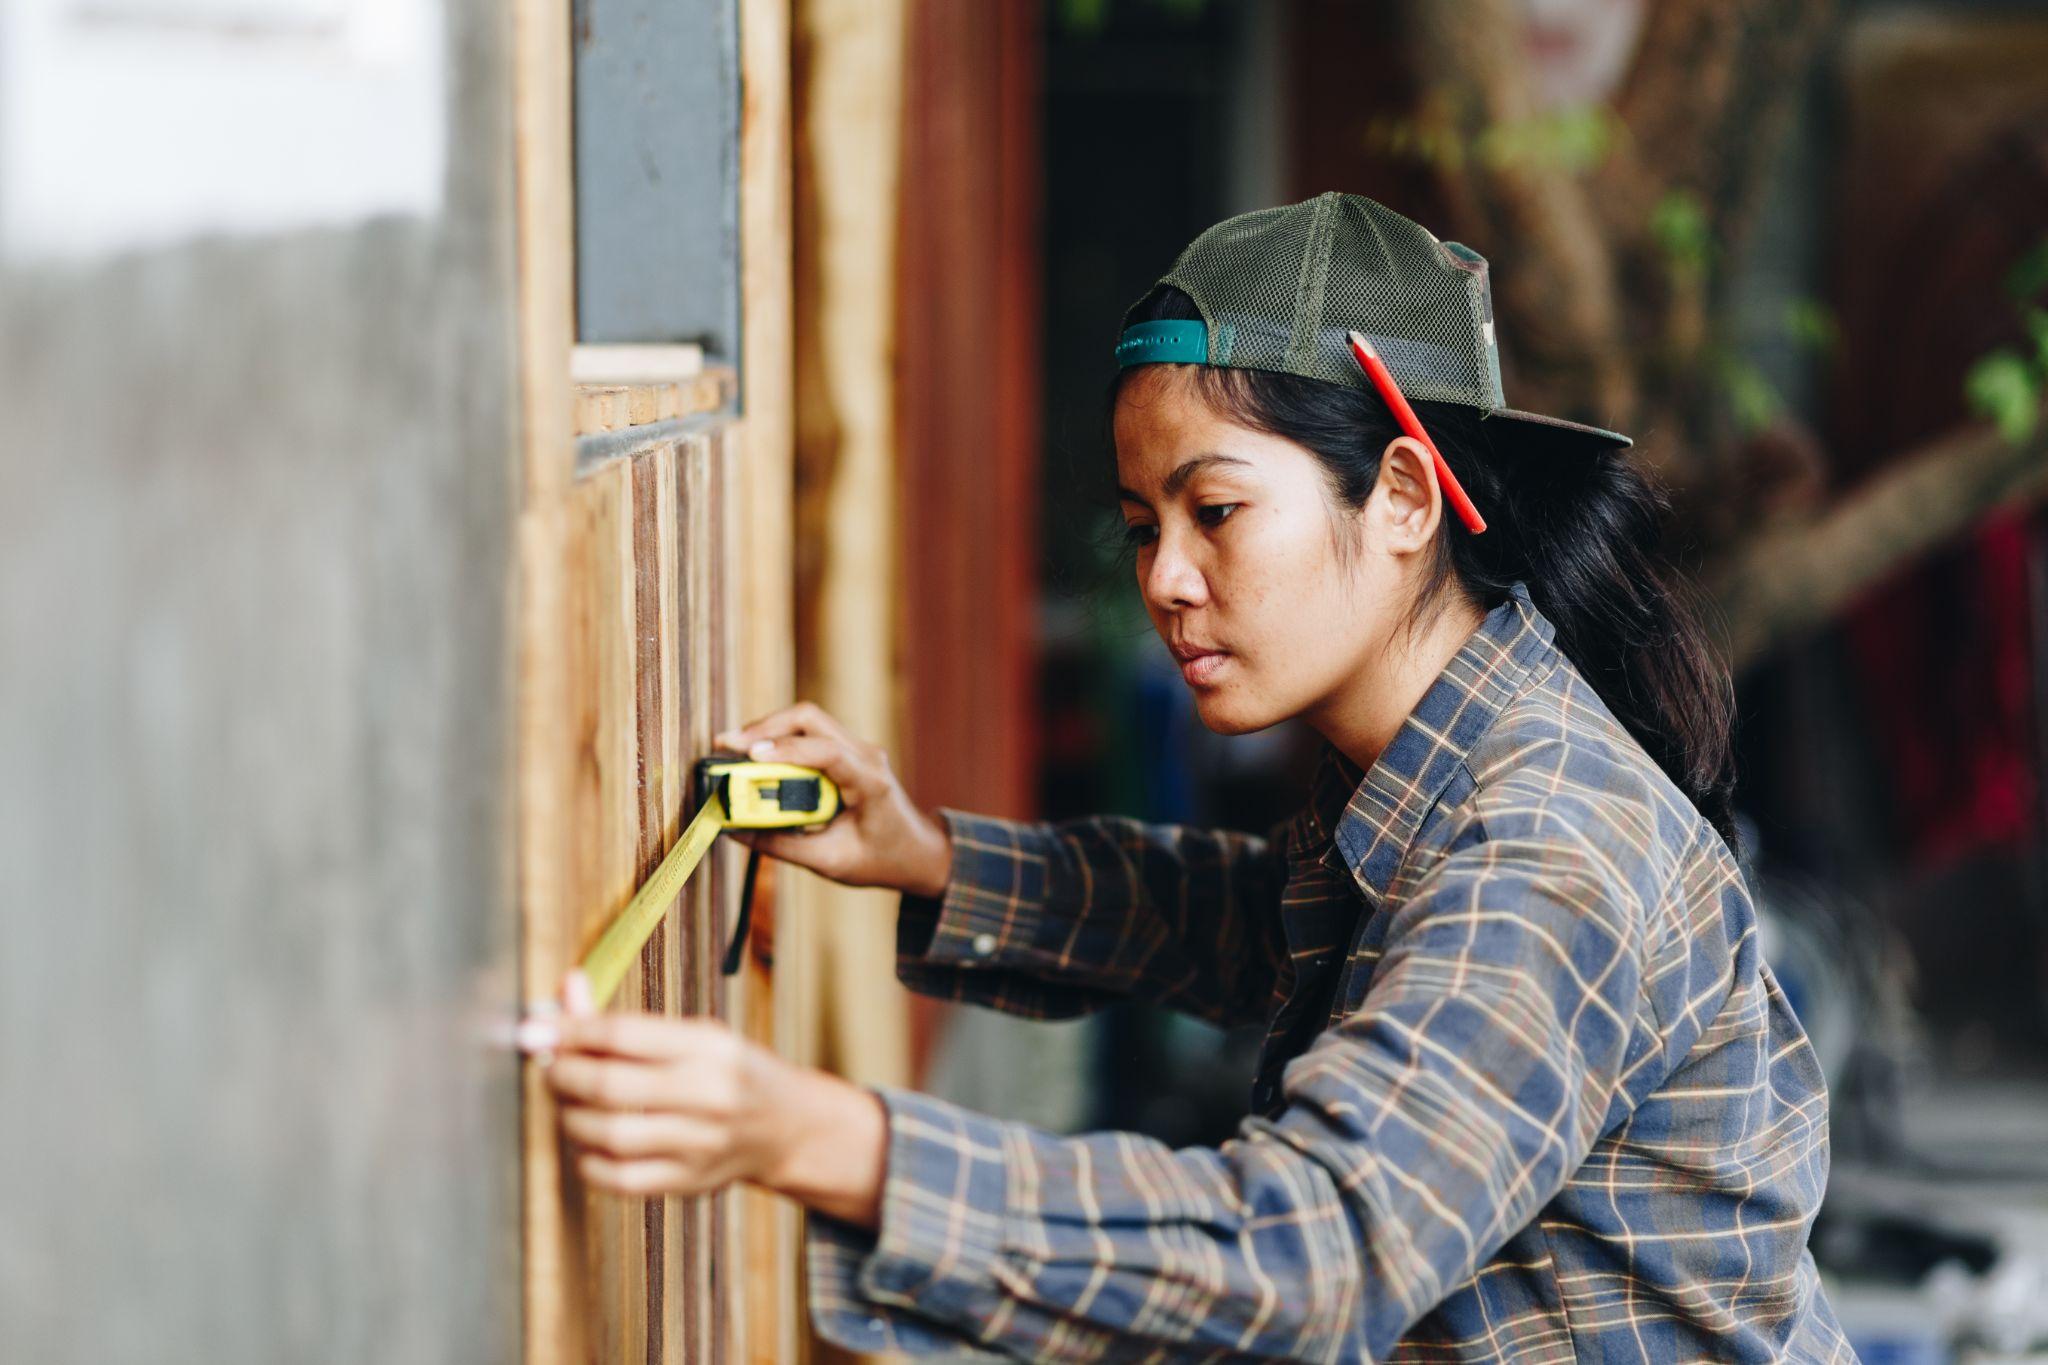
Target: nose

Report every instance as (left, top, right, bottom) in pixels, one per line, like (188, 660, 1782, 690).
(1141, 525, 1209, 611)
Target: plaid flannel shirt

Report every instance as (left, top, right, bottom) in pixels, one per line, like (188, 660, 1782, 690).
(805, 581, 1855, 1362)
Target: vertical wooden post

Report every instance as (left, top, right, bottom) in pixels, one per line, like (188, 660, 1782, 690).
(790, 1, 914, 1354)
(512, 0, 580, 1359)
(893, 0, 1046, 1083)
(736, 0, 806, 1360)
(790, 0, 914, 1079)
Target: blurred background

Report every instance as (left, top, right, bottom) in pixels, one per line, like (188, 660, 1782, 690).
(913, 2, 2048, 1360)
(3, 0, 2046, 1361)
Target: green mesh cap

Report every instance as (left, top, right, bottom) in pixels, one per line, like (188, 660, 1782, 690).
(1115, 191, 1631, 452)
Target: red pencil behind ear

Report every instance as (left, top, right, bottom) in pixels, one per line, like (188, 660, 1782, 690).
(1347, 330, 1487, 536)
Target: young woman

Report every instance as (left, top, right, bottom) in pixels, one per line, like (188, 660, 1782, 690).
(521, 193, 1854, 1361)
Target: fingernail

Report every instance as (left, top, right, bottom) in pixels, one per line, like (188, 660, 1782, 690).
(749, 740, 773, 759)
(563, 969, 595, 1016)
(514, 1018, 560, 1053)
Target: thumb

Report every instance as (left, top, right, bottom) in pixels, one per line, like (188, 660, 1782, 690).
(728, 828, 802, 862)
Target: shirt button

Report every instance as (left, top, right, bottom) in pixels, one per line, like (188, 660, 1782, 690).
(971, 931, 997, 956)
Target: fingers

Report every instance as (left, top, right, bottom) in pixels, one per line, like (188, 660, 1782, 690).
(551, 1010, 725, 1061)
(715, 700, 857, 753)
(740, 733, 876, 806)
(544, 1054, 677, 1109)
(560, 1105, 721, 1159)
(563, 969, 595, 1017)
(526, 992, 767, 1202)
(538, 1021, 746, 1110)
(728, 828, 800, 862)
(511, 967, 595, 1057)
(726, 827, 812, 867)
(574, 1153, 695, 1197)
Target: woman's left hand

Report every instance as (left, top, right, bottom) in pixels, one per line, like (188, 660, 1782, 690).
(518, 970, 888, 1227)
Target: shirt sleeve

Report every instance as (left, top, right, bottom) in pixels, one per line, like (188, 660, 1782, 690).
(804, 803, 1657, 1362)
(891, 806, 1293, 1031)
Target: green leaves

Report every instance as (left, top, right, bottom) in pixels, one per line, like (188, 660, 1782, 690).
(1782, 298, 1839, 355)
(1471, 104, 1624, 175)
(2003, 239, 2048, 304)
(1366, 102, 1625, 176)
(1651, 190, 1712, 276)
(1718, 353, 1783, 436)
(1967, 350, 2041, 445)
(1963, 239, 2048, 445)
(1056, 0, 1110, 33)
(2027, 307, 2048, 375)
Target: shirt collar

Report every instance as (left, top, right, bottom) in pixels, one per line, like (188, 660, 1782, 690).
(1288, 580, 1558, 908)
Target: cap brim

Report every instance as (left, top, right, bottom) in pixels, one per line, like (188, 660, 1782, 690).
(1482, 406, 1633, 452)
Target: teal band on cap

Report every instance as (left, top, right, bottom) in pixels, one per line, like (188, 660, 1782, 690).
(1115, 319, 1207, 368)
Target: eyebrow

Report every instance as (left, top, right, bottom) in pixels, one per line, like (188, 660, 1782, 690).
(1116, 453, 1253, 504)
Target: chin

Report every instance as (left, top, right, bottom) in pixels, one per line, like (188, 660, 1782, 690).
(1191, 690, 1283, 736)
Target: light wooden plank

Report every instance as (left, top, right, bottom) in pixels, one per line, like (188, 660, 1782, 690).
(679, 430, 717, 1363)
(512, 0, 582, 1359)
(575, 386, 630, 435)
(706, 424, 735, 1362)
(707, 423, 750, 1362)
(627, 384, 659, 429)
(662, 438, 700, 1365)
(566, 458, 651, 1365)
(549, 414, 754, 1363)
(630, 443, 674, 1364)
(573, 372, 739, 437)
(794, 0, 913, 1095)
(736, 0, 801, 1356)
(571, 342, 706, 386)
(790, 7, 915, 1357)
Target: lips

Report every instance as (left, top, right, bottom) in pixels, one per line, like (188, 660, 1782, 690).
(1169, 641, 1230, 686)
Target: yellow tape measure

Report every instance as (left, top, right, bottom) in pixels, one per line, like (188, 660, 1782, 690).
(579, 754, 841, 1009)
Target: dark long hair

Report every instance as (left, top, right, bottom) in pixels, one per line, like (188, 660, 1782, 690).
(1111, 284, 1738, 843)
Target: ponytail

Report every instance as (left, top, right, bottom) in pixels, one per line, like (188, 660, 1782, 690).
(1111, 285, 1739, 843)
(1445, 425, 1738, 843)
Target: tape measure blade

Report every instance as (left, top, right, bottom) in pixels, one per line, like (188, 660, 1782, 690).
(580, 791, 726, 1009)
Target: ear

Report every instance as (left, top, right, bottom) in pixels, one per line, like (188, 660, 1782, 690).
(1370, 435, 1444, 552)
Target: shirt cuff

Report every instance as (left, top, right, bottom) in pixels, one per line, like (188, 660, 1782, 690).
(802, 1084, 1020, 1356)
(896, 808, 1059, 969)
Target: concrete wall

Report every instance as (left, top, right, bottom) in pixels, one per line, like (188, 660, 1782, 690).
(0, 5, 524, 1361)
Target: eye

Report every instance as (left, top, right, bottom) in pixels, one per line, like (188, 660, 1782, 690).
(1121, 521, 1159, 549)
(1198, 503, 1241, 528)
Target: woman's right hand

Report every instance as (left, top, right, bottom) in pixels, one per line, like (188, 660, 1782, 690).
(713, 702, 952, 898)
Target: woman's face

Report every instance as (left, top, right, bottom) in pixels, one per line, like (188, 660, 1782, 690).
(1112, 365, 1439, 736)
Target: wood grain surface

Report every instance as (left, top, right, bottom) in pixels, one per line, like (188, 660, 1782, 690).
(538, 412, 745, 1364)
(520, 1, 814, 1359)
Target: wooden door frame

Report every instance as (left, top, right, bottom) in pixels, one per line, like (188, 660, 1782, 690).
(512, 0, 802, 1360)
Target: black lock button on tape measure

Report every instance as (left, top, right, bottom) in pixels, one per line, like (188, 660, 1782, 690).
(576, 752, 841, 1009)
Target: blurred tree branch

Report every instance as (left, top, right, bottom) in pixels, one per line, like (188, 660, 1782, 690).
(1397, 0, 1634, 436)
(1387, 0, 2048, 669)
(1709, 408, 2048, 668)
(1599, 0, 1837, 260)
(1393, 0, 1838, 503)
